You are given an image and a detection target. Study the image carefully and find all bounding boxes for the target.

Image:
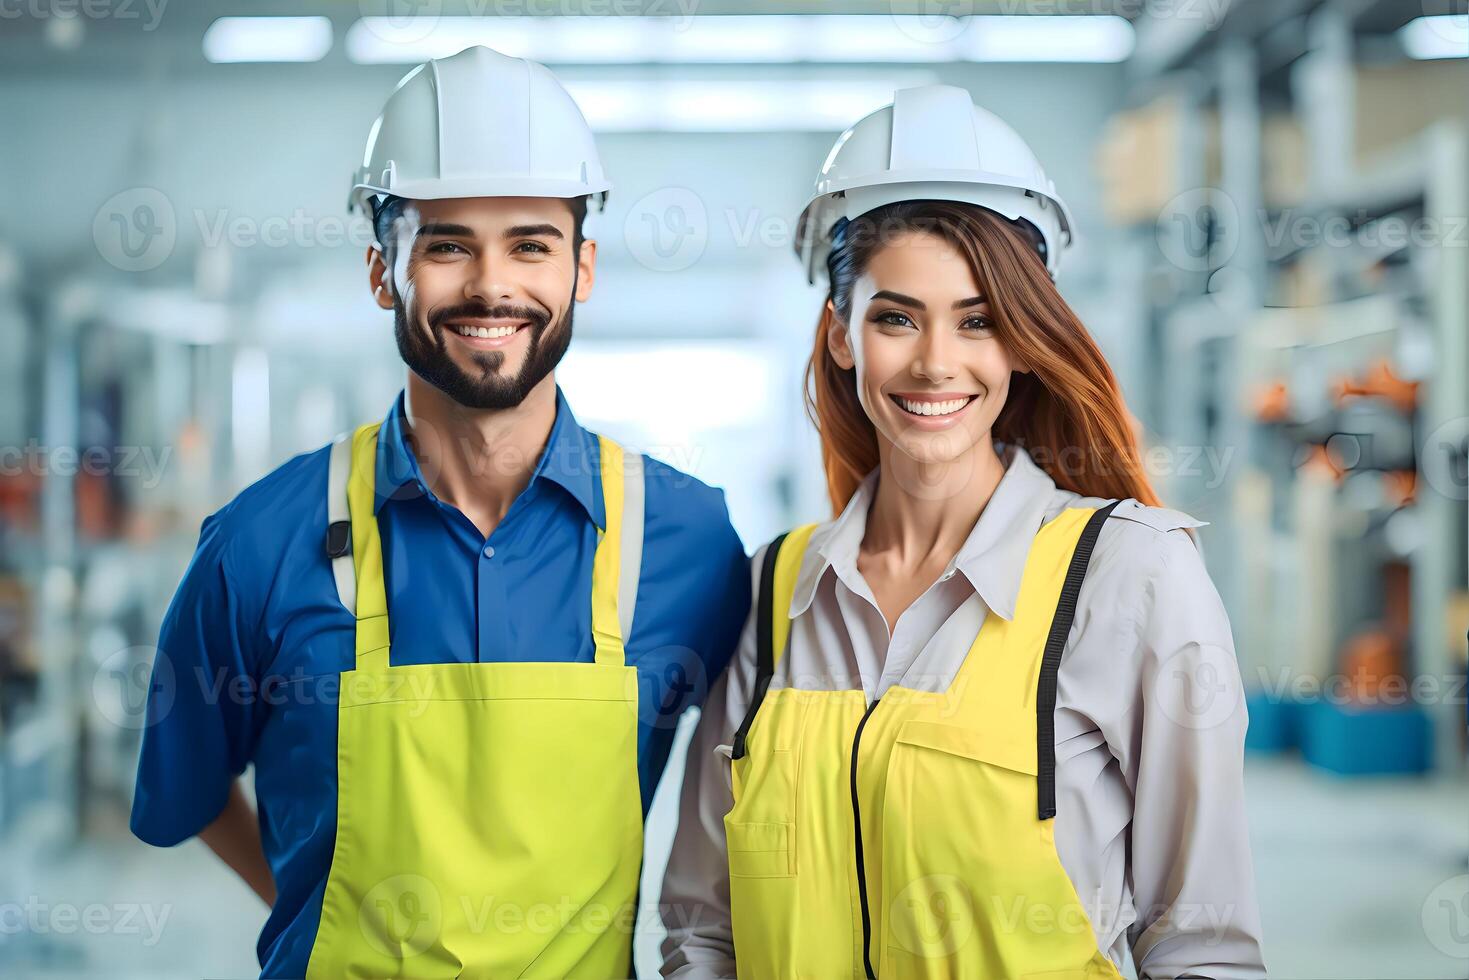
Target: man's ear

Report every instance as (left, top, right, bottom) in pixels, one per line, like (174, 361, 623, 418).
(826, 299, 855, 370)
(366, 245, 394, 311)
(574, 238, 597, 303)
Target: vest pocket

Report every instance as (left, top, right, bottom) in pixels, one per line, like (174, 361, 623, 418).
(724, 748, 797, 878)
(725, 820, 794, 877)
(894, 719, 1038, 776)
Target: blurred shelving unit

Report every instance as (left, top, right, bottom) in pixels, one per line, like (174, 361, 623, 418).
(1098, 0, 1468, 775)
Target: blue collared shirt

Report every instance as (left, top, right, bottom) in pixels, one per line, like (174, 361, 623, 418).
(130, 386, 750, 978)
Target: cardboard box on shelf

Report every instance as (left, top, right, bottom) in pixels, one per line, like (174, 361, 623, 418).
(1095, 95, 1220, 226)
(1353, 60, 1469, 167)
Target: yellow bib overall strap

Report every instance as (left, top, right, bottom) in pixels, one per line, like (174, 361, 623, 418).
(307, 423, 645, 979)
(725, 502, 1125, 980)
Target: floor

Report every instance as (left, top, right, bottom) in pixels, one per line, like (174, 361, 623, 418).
(1, 750, 1465, 979)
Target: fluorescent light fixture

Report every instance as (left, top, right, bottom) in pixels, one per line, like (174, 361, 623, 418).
(204, 16, 333, 63)
(965, 15, 1133, 62)
(561, 79, 920, 131)
(1398, 15, 1468, 60)
(346, 14, 1134, 65)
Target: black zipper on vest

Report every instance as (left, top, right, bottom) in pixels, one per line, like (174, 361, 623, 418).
(850, 696, 881, 980)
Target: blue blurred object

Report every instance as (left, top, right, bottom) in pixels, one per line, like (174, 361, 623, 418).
(1300, 699, 1433, 775)
(1244, 693, 1300, 753)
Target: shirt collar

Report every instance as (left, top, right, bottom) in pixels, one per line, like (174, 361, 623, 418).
(373, 384, 603, 528)
(789, 442, 1056, 622)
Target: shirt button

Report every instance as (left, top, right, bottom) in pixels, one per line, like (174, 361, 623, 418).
(483, 545, 496, 559)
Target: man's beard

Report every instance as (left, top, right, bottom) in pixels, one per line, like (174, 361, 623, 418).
(394, 296, 573, 411)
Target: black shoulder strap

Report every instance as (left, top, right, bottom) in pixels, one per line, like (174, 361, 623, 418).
(731, 532, 789, 761)
(1037, 500, 1120, 820)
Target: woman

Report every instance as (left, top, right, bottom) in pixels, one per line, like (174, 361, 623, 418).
(660, 85, 1266, 979)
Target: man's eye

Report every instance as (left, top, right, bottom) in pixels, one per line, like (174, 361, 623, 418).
(515, 241, 551, 254)
(427, 241, 467, 255)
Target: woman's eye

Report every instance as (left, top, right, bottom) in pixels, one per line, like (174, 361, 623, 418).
(876, 311, 914, 328)
(961, 317, 994, 332)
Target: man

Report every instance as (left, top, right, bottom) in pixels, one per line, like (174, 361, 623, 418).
(130, 45, 749, 978)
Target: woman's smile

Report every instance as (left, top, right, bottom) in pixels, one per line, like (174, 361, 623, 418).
(888, 391, 980, 428)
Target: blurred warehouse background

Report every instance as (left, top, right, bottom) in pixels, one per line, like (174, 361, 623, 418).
(0, 0, 1466, 977)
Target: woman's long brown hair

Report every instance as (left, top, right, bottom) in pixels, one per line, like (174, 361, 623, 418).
(806, 200, 1162, 515)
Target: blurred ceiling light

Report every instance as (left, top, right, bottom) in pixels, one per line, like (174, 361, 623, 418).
(204, 16, 333, 64)
(965, 15, 1134, 62)
(346, 15, 1133, 65)
(1398, 15, 1468, 60)
(562, 79, 924, 131)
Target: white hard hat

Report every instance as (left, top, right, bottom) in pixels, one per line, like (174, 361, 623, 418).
(349, 45, 610, 219)
(795, 84, 1074, 282)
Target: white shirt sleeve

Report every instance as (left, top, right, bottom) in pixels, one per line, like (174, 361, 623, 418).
(1113, 524, 1269, 980)
(658, 545, 766, 978)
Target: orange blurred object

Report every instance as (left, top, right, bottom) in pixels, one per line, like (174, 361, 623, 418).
(1302, 443, 1347, 483)
(1339, 629, 1404, 704)
(1383, 470, 1417, 507)
(1332, 359, 1420, 414)
(1250, 379, 1291, 422)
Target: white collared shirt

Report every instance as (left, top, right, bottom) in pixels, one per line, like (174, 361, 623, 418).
(660, 443, 1268, 979)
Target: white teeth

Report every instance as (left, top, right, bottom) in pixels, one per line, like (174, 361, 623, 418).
(456, 324, 519, 339)
(897, 396, 970, 417)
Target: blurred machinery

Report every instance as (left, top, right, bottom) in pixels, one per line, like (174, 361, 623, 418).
(1096, 1, 1468, 775)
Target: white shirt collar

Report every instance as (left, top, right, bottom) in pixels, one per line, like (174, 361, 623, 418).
(789, 442, 1058, 622)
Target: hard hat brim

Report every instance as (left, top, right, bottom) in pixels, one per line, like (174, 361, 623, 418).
(795, 179, 1075, 284)
(350, 177, 611, 216)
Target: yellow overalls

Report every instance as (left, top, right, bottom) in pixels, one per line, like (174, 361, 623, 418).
(725, 503, 1125, 979)
(305, 421, 644, 978)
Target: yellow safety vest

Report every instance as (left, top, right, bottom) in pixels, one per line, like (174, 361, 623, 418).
(305, 422, 644, 978)
(725, 503, 1126, 979)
